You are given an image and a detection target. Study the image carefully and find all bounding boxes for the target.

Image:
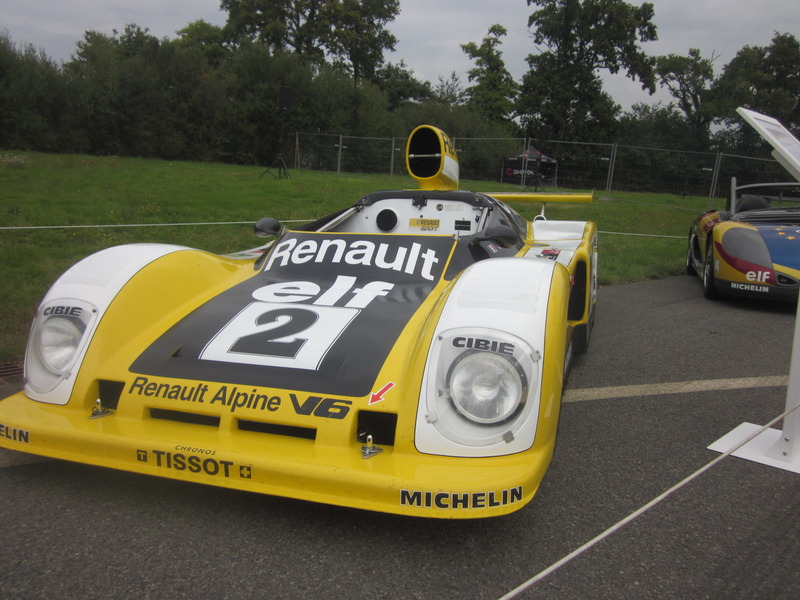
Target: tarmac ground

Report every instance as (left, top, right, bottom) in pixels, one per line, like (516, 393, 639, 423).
(1, 274, 798, 599)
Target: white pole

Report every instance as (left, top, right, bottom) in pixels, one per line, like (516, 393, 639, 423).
(768, 296, 800, 462)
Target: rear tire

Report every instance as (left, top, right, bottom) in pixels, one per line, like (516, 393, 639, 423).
(686, 233, 697, 275)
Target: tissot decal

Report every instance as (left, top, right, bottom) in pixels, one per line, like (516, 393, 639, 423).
(137, 449, 248, 478)
(131, 233, 455, 397)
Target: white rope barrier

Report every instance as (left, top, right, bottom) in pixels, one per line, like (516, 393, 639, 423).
(0, 222, 683, 240)
(0, 220, 310, 231)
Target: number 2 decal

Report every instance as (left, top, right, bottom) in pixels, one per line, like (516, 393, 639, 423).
(200, 302, 359, 370)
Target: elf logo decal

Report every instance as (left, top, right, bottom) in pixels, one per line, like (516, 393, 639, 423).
(746, 270, 772, 283)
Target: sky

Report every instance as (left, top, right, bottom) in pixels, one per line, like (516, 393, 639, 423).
(1, 0, 798, 111)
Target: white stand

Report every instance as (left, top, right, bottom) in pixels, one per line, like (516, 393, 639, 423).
(708, 296, 800, 473)
(709, 108, 800, 471)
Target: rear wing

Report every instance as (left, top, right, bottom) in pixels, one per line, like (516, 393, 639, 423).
(485, 192, 593, 204)
(406, 125, 593, 204)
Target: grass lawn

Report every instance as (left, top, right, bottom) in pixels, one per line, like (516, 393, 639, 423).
(0, 151, 713, 361)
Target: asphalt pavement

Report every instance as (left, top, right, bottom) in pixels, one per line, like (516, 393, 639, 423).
(1, 274, 798, 599)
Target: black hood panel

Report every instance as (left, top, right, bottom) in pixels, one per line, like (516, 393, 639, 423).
(131, 232, 455, 397)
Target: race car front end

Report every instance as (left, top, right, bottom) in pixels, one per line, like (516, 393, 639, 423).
(0, 230, 572, 519)
(709, 221, 800, 301)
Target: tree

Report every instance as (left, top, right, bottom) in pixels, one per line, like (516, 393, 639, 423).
(711, 32, 800, 151)
(175, 20, 229, 66)
(221, 0, 399, 80)
(0, 33, 73, 152)
(518, 0, 658, 141)
(324, 0, 399, 82)
(617, 102, 695, 149)
(460, 25, 518, 126)
(374, 61, 432, 110)
(432, 72, 467, 106)
(221, 0, 329, 61)
(655, 48, 715, 149)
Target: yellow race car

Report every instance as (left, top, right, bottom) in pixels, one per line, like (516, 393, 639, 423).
(0, 126, 596, 518)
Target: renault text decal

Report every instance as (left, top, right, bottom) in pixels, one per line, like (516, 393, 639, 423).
(264, 237, 440, 281)
(127, 376, 351, 419)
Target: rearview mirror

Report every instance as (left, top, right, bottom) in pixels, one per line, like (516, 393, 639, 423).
(254, 217, 285, 238)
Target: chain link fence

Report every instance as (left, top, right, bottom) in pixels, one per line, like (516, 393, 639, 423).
(293, 132, 788, 200)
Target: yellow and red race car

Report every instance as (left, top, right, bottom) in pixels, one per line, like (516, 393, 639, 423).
(687, 108, 800, 302)
(0, 125, 597, 518)
(687, 180, 800, 301)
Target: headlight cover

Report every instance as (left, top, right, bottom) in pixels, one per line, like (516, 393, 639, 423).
(25, 299, 97, 395)
(719, 227, 773, 269)
(419, 327, 540, 454)
(448, 350, 526, 424)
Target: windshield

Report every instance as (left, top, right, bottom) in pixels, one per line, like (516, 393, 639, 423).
(733, 183, 800, 219)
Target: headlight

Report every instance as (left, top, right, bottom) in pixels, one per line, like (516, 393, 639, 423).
(449, 351, 524, 424)
(420, 327, 540, 452)
(37, 317, 85, 374)
(25, 300, 97, 396)
(720, 228, 772, 269)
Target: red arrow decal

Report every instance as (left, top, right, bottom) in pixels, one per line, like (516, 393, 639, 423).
(369, 381, 395, 405)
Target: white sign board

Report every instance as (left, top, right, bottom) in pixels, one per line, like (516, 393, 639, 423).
(737, 107, 800, 181)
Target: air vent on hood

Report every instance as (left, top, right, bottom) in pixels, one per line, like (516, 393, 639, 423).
(150, 408, 220, 427)
(238, 419, 317, 440)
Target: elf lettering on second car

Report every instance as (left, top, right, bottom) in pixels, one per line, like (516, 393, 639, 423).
(131, 232, 455, 397)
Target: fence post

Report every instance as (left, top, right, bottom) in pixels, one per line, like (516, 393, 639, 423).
(390, 137, 395, 177)
(708, 152, 723, 208)
(336, 135, 345, 174)
(604, 143, 618, 199)
(294, 132, 300, 169)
